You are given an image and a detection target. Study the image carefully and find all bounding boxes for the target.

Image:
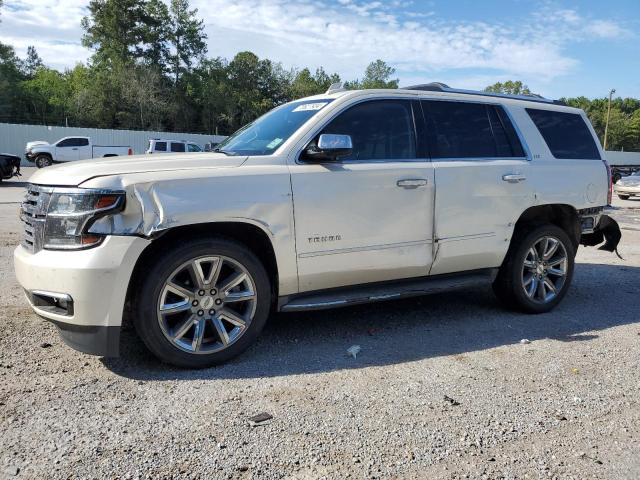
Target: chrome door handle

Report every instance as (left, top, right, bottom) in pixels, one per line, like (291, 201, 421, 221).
(502, 174, 527, 183)
(397, 179, 428, 189)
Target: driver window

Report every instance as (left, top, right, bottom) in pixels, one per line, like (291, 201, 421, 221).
(320, 100, 417, 161)
(57, 138, 74, 147)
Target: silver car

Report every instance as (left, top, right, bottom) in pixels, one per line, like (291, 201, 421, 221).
(614, 171, 640, 200)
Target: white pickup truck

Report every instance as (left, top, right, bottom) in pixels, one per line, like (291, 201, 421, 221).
(25, 136, 133, 168)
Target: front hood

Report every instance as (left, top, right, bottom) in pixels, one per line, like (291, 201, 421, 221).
(618, 176, 640, 187)
(29, 153, 248, 187)
(26, 140, 50, 150)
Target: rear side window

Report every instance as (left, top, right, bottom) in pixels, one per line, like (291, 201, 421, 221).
(171, 142, 186, 153)
(77, 138, 89, 147)
(320, 100, 417, 161)
(187, 143, 202, 152)
(154, 141, 167, 152)
(422, 101, 526, 159)
(526, 108, 601, 160)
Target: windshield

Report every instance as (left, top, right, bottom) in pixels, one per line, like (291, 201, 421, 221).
(215, 99, 333, 156)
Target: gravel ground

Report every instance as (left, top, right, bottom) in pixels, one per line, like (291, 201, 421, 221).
(1, 169, 639, 479)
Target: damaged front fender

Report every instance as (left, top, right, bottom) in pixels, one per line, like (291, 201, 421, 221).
(83, 164, 300, 296)
(580, 214, 622, 258)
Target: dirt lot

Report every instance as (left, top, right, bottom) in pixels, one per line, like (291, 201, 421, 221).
(1, 169, 639, 479)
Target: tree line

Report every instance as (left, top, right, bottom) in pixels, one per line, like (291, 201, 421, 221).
(0, 0, 638, 151)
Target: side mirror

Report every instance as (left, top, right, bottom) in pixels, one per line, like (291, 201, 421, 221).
(304, 134, 353, 162)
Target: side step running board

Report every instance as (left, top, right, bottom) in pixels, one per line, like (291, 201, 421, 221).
(279, 269, 496, 312)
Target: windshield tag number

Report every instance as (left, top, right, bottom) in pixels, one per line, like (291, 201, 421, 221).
(292, 102, 328, 112)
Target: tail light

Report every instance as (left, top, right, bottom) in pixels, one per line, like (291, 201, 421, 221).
(128, 148, 133, 155)
(603, 159, 612, 205)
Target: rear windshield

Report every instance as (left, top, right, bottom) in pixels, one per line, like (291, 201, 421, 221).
(526, 108, 601, 160)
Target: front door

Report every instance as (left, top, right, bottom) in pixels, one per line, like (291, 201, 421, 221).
(422, 99, 535, 275)
(290, 99, 435, 293)
(55, 138, 80, 162)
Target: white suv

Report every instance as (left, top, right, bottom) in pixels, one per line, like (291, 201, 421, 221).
(15, 83, 620, 368)
(146, 139, 203, 154)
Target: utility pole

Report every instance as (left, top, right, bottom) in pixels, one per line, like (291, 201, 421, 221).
(603, 88, 616, 150)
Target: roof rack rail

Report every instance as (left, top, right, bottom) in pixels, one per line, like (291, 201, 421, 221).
(402, 82, 566, 106)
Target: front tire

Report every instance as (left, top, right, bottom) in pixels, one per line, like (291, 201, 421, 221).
(617, 194, 630, 200)
(133, 238, 271, 368)
(493, 224, 575, 314)
(35, 155, 52, 168)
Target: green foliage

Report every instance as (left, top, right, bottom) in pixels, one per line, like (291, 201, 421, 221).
(81, 0, 153, 65)
(346, 59, 399, 90)
(167, 0, 207, 83)
(289, 67, 341, 99)
(24, 46, 44, 77)
(562, 96, 640, 152)
(484, 80, 532, 96)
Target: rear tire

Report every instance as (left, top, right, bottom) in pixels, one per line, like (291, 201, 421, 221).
(35, 155, 52, 168)
(493, 224, 575, 314)
(618, 194, 630, 200)
(133, 237, 271, 368)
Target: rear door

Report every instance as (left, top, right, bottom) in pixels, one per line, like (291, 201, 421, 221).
(76, 138, 91, 159)
(171, 142, 186, 154)
(290, 99, 435, 292)
(423, 100, 534, 275)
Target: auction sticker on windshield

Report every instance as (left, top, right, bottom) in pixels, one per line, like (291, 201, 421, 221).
(292, 102, 329, 112)
(267, 138, 283, 149)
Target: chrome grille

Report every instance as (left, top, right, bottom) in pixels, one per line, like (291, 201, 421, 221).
(20, 185, 53, 253)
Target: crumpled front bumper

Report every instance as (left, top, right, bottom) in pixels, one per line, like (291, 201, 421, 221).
(14, 235, 150, 356)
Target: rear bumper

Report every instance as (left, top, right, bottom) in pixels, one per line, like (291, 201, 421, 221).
(14, 235, 150, 356)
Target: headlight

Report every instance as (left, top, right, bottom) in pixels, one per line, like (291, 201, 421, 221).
(44, 189, 125, 250)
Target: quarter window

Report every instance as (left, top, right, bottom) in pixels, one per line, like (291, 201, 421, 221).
(422, 101, 525, 159)
(526, 108, 601, 160)
(319, 100, 417, 161)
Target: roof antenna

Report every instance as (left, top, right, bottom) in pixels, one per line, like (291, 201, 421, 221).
(326, 82, 346, 94)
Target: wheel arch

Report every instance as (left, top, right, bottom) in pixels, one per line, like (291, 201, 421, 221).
(122, 221, 280, 327)
(512, 204, 581, 251)
(35, 152, 53, 160)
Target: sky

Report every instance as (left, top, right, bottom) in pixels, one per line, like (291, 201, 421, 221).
(0, 0, 638, 99)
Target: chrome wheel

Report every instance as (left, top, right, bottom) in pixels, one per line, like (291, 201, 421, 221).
(157, 255, 257, 354)
(521, 236, 568, 304)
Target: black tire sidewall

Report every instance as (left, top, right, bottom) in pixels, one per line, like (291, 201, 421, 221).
(35, 156, 51, 168)
(133, 238, 271, 368)
(504, 225, 575, 314)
